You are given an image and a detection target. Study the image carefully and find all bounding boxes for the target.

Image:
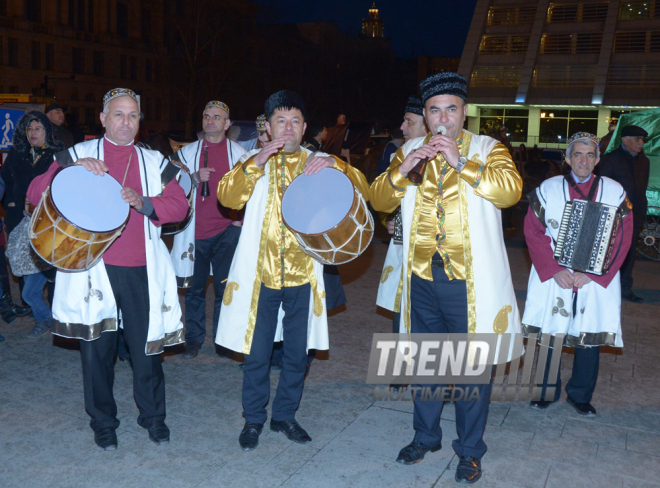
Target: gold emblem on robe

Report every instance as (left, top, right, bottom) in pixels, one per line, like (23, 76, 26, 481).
(552, 297, 569, 317)
(84, 275, 103, 303)
(181, 243, 195, 261)
(548, 219, 559, 229)
(381, 265, 394, 283)
(223, 282, 240, 306)
(162, 304, 171, 312)
(314, 291, 324, 317)
(493, 305, 512, 334)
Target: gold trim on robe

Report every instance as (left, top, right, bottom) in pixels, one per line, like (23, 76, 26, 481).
(243, 160, 277, 354)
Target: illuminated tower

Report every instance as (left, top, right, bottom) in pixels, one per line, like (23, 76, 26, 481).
(362, 2, 384, 38)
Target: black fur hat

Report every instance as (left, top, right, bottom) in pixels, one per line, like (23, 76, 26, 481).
(420, 72, 468, 105)
(12, 110, 64, 153)
(264, 90, 306, 120)
(405, 96, 424, 116)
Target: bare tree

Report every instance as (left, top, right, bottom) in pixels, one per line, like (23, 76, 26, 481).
(169, 0, 256, 138)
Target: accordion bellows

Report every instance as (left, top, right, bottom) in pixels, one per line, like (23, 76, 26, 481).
(553, 199, 621, 275)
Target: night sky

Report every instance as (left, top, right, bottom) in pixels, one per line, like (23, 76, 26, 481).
(250, 0, 479, 59)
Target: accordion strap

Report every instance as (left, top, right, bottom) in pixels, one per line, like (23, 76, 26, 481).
(564, 174, 601, 202)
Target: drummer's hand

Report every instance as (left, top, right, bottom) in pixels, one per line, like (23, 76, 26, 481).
(573, 272, 592, 289)
(76, 158, 108, 176)
(304, 156, 334, 175)
(553, 269, 575, 289)
(121, 188, 143, 210)
(196, 167, 215, 183)
(398, 144, 439, 177)
(387, 218, 395, 235)
(254, 139, 285, 166)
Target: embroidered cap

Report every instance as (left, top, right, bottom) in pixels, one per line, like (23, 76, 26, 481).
(256, 113, 267, 132)
(420, 72, 468, 105)
(103, 88, 138, 108)
(404, 96, 424, 116)
(205, 100, 230, 117)
(567, 132, 599, 148)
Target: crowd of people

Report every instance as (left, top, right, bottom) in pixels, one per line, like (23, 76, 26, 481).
(0, 71, 652, 484)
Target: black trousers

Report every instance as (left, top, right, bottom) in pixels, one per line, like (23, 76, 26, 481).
(410, 269, 492, 459)
(185, 225, 241, 345)
(620, 216, 645, 295)
(80, 265, 165, 432)
(538, 345, 600, 404)
(242, 283, 310, 424)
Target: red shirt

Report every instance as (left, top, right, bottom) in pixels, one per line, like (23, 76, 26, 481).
(195, 137, 236, 240)
(28, 138, 189, 267)
(524, 174, 633, 289)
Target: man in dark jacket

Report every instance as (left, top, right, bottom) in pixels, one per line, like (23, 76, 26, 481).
(45, 104, 74, 149)
(597, 125, 649, 302)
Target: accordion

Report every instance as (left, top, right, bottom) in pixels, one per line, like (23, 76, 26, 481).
(553, 199, 621, 275)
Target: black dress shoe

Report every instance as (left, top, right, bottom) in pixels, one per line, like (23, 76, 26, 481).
(183, 342, 200, 359)
(12, 304, 32, 317)
(566, 396, 596, 416)
(94, 427, 118, 451)
(396, 440, 442, 465)
(146, 422, 170, 444)
(239, 422, 263, 451)
(270, 419, 312, 444)
(622, 293, 644, 303)
(455, 455, 482, 484)
(530, 400, 555, 410)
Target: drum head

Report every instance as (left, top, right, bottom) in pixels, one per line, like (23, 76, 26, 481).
(178, 171, 192, 196)
(51, 165, 130, 233)
(282, 168, 354, 234)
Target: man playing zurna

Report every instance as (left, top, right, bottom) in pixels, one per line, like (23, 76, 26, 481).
(216, 90, 369, 451)
(169, 101, 246, 359)
(370, 73, 522, 483)
(27, 88, 189, 451)
(523, 132, 632, 416)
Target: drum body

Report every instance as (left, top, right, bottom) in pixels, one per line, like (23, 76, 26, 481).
(161, 170, 194, 235)
(29, 165, 130, 271)
(282, 167, 373, 265)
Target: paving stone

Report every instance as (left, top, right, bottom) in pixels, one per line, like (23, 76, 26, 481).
(1, 240, 659, 487)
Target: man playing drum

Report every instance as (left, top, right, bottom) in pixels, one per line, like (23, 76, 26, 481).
(216, 90, 369, 451)
(170, 101, 246, 359)
(370, 73, 522, 483)
(27, 88, 189, 451)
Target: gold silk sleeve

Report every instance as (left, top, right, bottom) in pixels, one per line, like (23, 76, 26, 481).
(460, 142, 522, 209)
(369, 146, 409, 213)
(332, 157, 371, 201)
(217, 156, 265, 210)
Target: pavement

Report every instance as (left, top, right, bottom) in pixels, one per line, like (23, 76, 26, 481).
(1, 215, 659, 488)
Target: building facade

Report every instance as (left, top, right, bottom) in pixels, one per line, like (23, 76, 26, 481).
(458, 0, 659, 146)
(0, 0, 171, 132)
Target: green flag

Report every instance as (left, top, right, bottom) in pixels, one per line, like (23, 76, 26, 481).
(606, 108, 660, 215)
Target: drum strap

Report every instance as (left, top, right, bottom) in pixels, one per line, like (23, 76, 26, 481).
(54, 149, 75, 167)
(160, 161, 182, 193)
